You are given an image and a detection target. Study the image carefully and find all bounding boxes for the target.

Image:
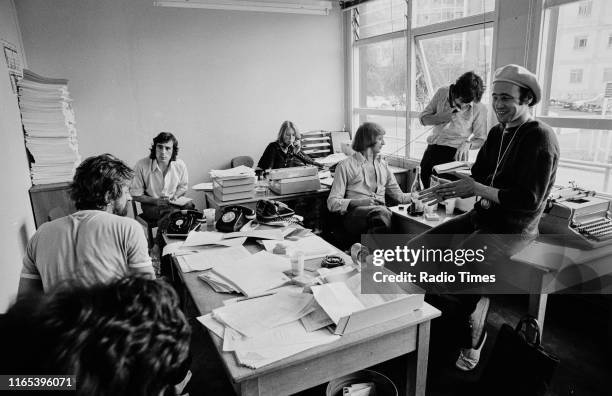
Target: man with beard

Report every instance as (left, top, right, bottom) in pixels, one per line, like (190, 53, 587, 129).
(19, 154, 154, 297)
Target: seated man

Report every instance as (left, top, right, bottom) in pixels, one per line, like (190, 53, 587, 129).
(130, 132, 193, 224)
(327, 122, 411, 235)
(19, 154, 154, 297)
(1, 276, 191, 396)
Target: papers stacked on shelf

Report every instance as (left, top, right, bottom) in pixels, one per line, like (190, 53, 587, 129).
(210, 165, 256, 201)
(17, 69, 81, 184)
(197, 288, 340, 369)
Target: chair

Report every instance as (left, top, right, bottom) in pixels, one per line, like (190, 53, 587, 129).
(231, 156, 254, 168)
(131, 200, 156, 248)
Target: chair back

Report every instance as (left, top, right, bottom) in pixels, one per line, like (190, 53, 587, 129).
(231, 156, 254, 168)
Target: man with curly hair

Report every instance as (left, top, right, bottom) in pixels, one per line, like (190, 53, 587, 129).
(19, 154, 154, 297)
(2, 276, 191, 396)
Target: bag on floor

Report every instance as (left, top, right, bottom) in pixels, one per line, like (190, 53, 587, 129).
(478, 315, 560, 396)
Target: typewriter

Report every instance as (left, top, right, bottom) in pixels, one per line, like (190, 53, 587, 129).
(539, 184, 612, 249)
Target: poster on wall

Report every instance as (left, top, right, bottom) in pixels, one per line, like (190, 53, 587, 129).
(2, 39, 22, 94)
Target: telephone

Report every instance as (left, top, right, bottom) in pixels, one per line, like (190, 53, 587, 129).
(165, 209, 204, 238)
(216, 205, 256, 233)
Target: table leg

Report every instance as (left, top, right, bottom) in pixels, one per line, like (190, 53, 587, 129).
(528, 293, 548, 334)
(407, 320, 431, 396)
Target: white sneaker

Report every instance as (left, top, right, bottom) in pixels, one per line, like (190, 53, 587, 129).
(455, 331, 487, 371)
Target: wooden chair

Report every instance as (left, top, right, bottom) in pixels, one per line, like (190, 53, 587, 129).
(131, 200, 156, 248)
(231, 156, 254, 168)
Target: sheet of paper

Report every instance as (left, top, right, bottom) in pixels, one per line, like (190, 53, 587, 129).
(300, 303, 334, 332)
(260, 235, 335, 258)
(212, 290, 314, 337)
(176, 246, 251, 272)
(183, 231, 247, 247)
(223, 229, 285, 241)
(210, 165, 255, 179)
(311, 282, 365, 324)
(212, 251, 291, 297)
(192, 182, 213, 191)
(196, 314, 225, 338)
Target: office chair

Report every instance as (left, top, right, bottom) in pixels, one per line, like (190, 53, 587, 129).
(231, 156, 254, 168)
(131, 200, 156, 248)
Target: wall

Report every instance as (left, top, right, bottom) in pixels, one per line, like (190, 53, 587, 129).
(15, 0, 345, 208)
(0, 0, 35, 312)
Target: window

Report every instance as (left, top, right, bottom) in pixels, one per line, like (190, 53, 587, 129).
(570, 69, 583, 83)
(603, 68, 612, 83)
(349, 0, 495, 158)
(574, 36, 588, 49)
(538, 0, 612, 193)
(577, 1, 592, 16)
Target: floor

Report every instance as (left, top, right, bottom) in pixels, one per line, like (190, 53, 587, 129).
(183, 293, 612, 396)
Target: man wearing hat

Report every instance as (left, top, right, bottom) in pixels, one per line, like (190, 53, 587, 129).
(406, 64, 559, 371)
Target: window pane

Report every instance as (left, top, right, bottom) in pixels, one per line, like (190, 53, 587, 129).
(357, 38, 407, 110)
(412, 26, 493, 111)
(363, 114, 406, 156)
(412, 0, 495, 28)
(540, 1, 612, 118)
(553, 127, 612, 192)
(356, 0, 407, 40)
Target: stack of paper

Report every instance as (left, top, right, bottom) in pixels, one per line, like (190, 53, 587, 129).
(212, 251, 291, 297)
(197, 289, 340, 369)
(17, 69, 81, 185)
(432, 161, 471, 175)
(210, 165, 256, 201)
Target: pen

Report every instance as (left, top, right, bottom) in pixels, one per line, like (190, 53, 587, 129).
(236, 291, 276, 302)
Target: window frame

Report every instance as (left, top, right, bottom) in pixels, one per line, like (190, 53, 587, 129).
(345, 0, 497, 159)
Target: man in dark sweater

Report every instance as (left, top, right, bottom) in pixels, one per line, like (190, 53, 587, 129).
(414, 64, 560, 371)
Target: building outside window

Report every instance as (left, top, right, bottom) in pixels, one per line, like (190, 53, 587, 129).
(538, 0, 612, 193)
(578, 0, 592, 16)
(574, 36, 588, 49)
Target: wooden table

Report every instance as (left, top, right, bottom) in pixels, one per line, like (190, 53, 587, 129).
(390, 204, 612, 334)
(171, 236, 440, 396)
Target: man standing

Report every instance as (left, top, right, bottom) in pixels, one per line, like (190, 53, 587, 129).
(416, 64, 560, 370)
(328, 122, 411, 235)
(19, 154, 154, 296)
(419, 71, 488, 188)
(130, 132, 191, 224)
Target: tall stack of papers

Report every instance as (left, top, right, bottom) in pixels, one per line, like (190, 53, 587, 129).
(210, 165, 255, 201)
(17, 70, 80, 184)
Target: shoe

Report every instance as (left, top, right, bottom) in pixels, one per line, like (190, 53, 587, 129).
(455, 331, 487, 371)
(350, 243, 370, 267)
(470, 297, 490, 348)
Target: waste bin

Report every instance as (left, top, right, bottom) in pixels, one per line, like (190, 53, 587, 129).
(326, 369, 398, 396)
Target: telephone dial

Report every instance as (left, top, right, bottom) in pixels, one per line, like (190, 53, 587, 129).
(216, 205, 256, 233)
(165, 209, 203, 238)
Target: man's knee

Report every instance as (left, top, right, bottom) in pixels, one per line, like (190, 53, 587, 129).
(368, 206, 392, 227)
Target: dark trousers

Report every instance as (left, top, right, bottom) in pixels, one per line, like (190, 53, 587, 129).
(420, 144, 458, 188)
(342, 205, 393, 235)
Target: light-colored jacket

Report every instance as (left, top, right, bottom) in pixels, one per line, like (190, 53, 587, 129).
(327, 152, 411, 214)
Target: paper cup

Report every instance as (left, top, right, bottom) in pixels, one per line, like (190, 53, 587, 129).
(445, 198, 456, 215)
(291, 251, 305, 276)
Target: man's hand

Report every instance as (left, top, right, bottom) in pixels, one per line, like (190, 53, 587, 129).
(348, 197, 385, 209)
(454, 142, 470, 161)
(418, 171, 477, 205)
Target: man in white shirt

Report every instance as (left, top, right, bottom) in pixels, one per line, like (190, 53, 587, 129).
(19, 154, 154, 296)
(130, 132, 192, 223)
(419, 71, 488, 188)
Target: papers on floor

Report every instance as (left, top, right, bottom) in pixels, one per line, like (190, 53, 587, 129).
(212, 251, 291, 296)
(198, 289, 340, 369)
(17, 69, 81, 185)
(175, 246, 251, 272)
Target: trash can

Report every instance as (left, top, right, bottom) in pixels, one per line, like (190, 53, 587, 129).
(326, 369, 398, 396)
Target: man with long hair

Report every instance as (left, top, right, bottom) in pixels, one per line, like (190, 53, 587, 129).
(19, 154, 153, 297)
(2, 276, 191, 396)
(328, 122, 411, 235)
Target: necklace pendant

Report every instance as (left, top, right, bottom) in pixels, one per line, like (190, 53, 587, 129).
(480, 198, 491, 209)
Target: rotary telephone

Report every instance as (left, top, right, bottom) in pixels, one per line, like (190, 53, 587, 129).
(165, 209, 203, 238)
(216, 205, 256, 233)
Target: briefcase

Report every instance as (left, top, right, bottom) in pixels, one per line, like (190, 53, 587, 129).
(478, 316, 560, 396)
